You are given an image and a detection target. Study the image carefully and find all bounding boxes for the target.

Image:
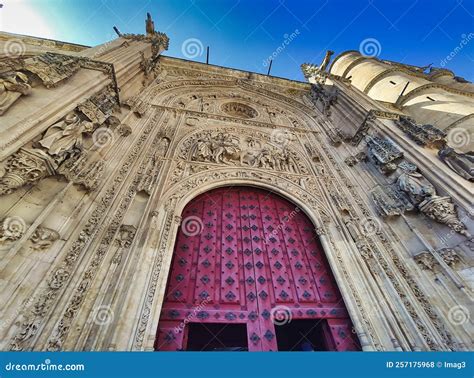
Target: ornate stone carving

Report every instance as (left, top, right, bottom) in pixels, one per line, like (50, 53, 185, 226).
(0, 216, 27, 244)
(0, 71, 31, 115)
(414, 252, 437, 271)
(36, 112, 94, 159)
(394, 164, 468, 235)
(414, 248, 461, 272)
(396, 116, 446, 148)
(58, 156, 105, 192)
(438, 146, 473, 182)
(344, 151, 367, 166)
(117, 124, 132, 137)
(304, 143, 321, 162)
(309, 83, 338, 117)
(77, 85, 119, 125)
(438, 248, 461, 268)
(301, 50, 334, 83)
(350, 111, 376, 146)
(19, 52, 81, 88)
(116, 225, 137, 248)
(419, 196, 468, 236)
(221, 102, 258, 118)
(184, 131, 305, 174)
(30, 227, 60, 251)
(370, 184, 414, 217)
(366, 135, 403, 173)
(0, 148, 57, 195)
(396, 166, 436, 205)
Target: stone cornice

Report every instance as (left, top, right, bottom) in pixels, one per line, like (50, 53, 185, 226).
(444, 113, 474, 132)
(397, 83, 474, 107)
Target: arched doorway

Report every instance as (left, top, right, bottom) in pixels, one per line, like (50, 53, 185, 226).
(155, 187, 360, 351)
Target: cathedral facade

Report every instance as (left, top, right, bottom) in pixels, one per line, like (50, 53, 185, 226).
(0, 16, 472, 351)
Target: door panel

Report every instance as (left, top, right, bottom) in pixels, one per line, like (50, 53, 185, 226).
(156, 187, 359, 351)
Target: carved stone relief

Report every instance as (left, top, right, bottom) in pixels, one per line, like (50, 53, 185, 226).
(0, 86, 121, 195)
(396, 116, 446, 148)
(180, 129, 308, 175)
(366, 135, 403, 173)
(438, 146, 473, 182)
(0, 71, 31, 115)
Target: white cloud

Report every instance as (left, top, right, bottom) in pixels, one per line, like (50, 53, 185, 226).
(0, 0, 57, 39)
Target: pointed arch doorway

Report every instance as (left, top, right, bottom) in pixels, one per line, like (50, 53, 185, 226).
(155, 186, 360, 351)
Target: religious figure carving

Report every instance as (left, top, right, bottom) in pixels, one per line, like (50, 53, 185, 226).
(396, 164, 468, 235)
(36, 112, 94, 159)
(189, 132, 302, 174)
(397, 167, 436, 205)
(438, 146, 474, 182)
(0, 71, 31, 115)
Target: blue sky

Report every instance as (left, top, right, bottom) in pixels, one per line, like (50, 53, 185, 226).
(1, 0, 473, 81)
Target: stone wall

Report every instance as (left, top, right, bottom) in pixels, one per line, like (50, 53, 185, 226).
(0, 25, 472, 351)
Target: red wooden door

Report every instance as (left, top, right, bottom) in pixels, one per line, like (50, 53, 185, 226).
(155, 187, 360, 351)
